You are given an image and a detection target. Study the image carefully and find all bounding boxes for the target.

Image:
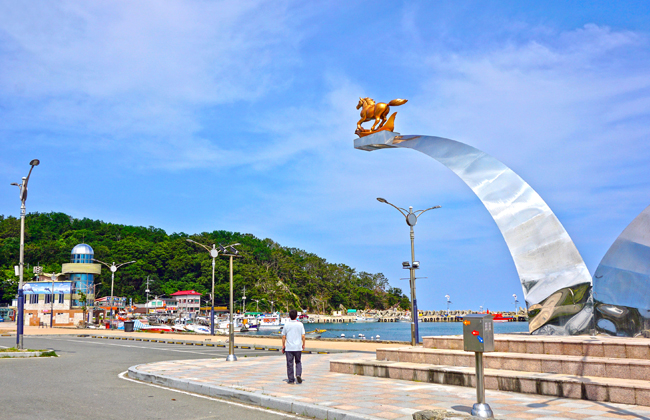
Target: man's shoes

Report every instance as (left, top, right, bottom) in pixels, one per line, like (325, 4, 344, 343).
(296, 376, 302, 384)
(287, 381, 295, 384)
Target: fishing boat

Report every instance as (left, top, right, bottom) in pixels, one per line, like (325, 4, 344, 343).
(355, 316, 378, 323)
(490, 313, 514, 323)
(185, 324, 210, 334)
(305, 328, 325, 339)
(139, 324, 173, 333)
(257, 313, 282, 330)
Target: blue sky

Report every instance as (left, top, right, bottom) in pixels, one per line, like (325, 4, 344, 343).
(1, 1, 649, 312)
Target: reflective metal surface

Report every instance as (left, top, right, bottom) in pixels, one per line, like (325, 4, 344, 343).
(593, 205, 650, 337)
(355, 131, 593, 334)
(71, 243, 94, 255)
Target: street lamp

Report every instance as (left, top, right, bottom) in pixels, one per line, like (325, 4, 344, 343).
(241, 286, 246, 314)
(93, 259, 135, 329)
(186, 239, 221, 335)
(45, 272, 61, 328)
(253, 299, 260, 312)
(512, 294, 519, 316)
(377, 197, 440, 346)
(219, 243, 241, 362)
(445, 294, 452, 316)
(10, 158, 39, 349)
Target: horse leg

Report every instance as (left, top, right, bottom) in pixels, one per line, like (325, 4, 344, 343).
(357, 117, 368, 131)
(370, 116, 382, 131)
(378, 107, 389, 128)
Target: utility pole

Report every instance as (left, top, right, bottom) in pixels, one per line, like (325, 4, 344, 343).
(242, 286, 246, 313)
(145, 276, 153, 312)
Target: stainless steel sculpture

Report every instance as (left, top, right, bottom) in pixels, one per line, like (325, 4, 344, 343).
(355, 131, 593, 334)
(593, 205, 650, 337)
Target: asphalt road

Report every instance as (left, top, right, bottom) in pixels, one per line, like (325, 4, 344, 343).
(0, 335, 305, 420)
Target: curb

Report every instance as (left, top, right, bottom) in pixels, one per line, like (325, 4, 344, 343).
(1, 351, 45, 358)
(127, 364, 379, 420)
(80, 334, 343, 354)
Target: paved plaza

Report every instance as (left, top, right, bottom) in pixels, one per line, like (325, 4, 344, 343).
(130, 351, 650, 420)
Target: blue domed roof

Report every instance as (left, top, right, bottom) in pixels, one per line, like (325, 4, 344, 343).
(71, 243, 94, 255)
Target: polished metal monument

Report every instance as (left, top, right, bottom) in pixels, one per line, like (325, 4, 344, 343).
(355, 131, 594, 335)
(593, 205, 650, 337)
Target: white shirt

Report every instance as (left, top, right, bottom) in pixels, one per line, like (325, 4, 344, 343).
(282, 319, 305, 352)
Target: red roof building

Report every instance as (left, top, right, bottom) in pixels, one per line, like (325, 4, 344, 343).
(171, 290, 202, 316)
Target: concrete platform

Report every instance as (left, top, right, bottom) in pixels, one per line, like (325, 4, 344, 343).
(376, 347, 650, 380)
(424, 335, 650, 360)
(330, 335, 650, 407)
(129, 352, 650, 420)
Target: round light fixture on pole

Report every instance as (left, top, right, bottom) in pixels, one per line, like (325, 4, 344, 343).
(11, 158, 40, 349)
(377, 197, 441, 346)
(93, 259, 135, 329)
(186, 238, 221, 336)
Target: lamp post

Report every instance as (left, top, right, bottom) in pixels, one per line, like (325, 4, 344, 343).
(377, 197, 440, 346)
(254, 299, 260, 312)
(242, 286, 246, 314)
(46, 272, 60, 328)
(186, 239, 221, 335)
(93, 259, 135, 329)
(10, 158, 40, 349)
(445, 294, 452, 316)
(512, 294, 519, 317)
(219, 243, 241, 362)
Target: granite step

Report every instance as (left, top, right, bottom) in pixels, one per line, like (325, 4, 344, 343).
(377, 347, 650, 380)
(423, 335, 650, 360)
(330, 358, 650, 406)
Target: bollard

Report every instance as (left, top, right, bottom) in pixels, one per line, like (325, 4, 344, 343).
(463, 314, 494, 419)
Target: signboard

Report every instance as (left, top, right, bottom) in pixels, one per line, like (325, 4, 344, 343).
(23, 282, 71, 295)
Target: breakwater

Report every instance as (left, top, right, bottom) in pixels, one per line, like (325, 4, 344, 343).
(308, 309, 528, 323)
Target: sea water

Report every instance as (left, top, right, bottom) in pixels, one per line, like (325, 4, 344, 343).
(247, 321, 529, 341)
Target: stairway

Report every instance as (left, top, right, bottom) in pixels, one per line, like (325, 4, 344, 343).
(330, 335, 650, 406)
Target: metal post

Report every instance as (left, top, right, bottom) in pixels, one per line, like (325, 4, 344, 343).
(242, 286, 246, 314)
(410, 224, 419, 346)
(226, 255, 237, 361)
(472, 352, 493, 418)
(50, 274, 55, 327)
(211, 256, 215, 335)
(376, 198, 439, 348)
(17, 195, 26, 349)
(110, 270, 115, 329)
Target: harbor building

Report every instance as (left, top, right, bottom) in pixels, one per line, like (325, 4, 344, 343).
(21, 243, 101, 327)
(62, 243, 101, 306)
(171, 290, 202, 317)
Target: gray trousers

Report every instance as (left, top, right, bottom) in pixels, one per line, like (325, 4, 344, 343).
(285, 350, 302, 382)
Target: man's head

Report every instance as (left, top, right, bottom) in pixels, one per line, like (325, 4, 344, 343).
(289, 309, 298, 320)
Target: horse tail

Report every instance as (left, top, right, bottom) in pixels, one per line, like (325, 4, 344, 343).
(388, 99, 408, 106)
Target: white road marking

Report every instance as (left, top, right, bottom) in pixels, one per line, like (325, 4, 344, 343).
(118, 371, 305, 419)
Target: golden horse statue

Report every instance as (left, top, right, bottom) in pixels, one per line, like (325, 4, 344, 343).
(356, 97, 408, 137)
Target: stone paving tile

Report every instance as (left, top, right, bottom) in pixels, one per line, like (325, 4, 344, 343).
(132, 352, 650, 420)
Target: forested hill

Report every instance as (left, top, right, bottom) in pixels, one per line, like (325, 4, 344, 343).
(0, 212, 410, 311)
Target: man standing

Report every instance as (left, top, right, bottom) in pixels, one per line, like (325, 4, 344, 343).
(282, 309, 306, 384)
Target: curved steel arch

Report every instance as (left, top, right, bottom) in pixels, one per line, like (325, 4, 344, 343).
(593, 205, 650, 336)
(355, 132, 593, 334)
